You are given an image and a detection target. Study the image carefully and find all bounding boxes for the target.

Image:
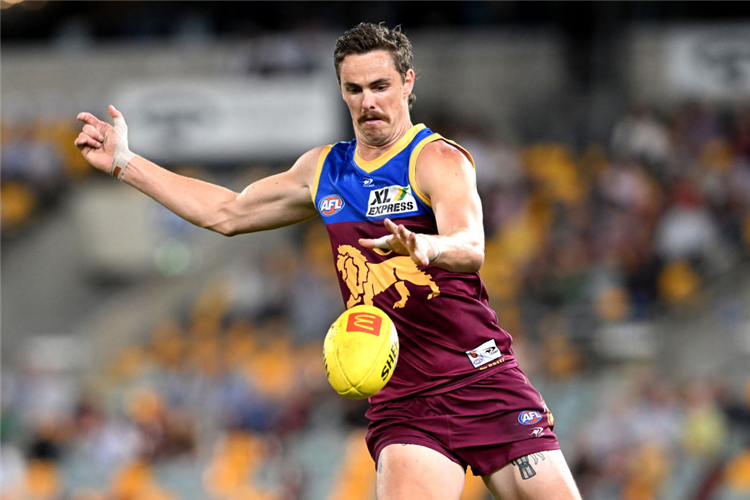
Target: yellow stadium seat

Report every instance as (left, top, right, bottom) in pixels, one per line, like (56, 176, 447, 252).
(24, 460, 61, 500)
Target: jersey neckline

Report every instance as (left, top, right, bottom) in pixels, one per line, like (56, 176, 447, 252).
(353, 123, 426, 173)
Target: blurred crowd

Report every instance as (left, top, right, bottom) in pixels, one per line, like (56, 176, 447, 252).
(3, 99, 750, 500)
(571, 374, 750, 500)
(471, 101, 750, 337)
(1, 119, 93, 239)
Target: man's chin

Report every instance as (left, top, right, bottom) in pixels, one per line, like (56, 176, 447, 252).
(357, 124, 389, 145)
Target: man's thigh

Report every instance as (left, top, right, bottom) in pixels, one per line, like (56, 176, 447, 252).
(376, 443, 466, 500)
(482, 449, 582, 500)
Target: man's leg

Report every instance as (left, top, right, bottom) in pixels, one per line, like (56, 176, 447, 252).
(482, 450, 581, 500)
(376, 443, 466, 500)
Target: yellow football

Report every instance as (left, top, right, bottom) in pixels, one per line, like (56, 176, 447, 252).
(323, 305, 399, 399)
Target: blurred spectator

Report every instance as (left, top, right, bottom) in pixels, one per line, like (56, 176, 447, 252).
(654, 179, 727, 276)
(680, 381, 729, 460)
(0, 442, 27, 500)
(611, 103, 671, 171)
(0, 119, 85, 238)
(1, 124, 62, 190)
(72, 394, 143, 469)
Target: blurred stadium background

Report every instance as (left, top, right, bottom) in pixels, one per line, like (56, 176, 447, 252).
(2, 2, 750, 499)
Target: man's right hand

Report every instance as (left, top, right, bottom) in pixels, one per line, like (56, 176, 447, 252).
(75, 105, 133, 178)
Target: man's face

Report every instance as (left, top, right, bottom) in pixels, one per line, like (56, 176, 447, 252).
(339, 50, 415, 147)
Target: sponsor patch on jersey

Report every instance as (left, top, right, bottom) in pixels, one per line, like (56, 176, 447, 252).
(366, 185, 418, 217)
(518, 410, 544, 425)
(319, 195, 345, 216)
(465, 339, 503, 368)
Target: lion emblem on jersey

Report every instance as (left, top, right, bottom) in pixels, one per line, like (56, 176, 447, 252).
(336, 244, 440, 309)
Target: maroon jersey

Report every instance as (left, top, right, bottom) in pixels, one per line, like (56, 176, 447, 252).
(313, 124, 518, 403)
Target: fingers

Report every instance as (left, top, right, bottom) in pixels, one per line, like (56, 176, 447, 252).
(109, 104, 128, 132)
(77, 105, 125, 128)
(387, 219, 413, 247)
(359, 234, 392, 250)
(82, 124, 104, 142)
(409, 234, 430, 266)
(373, 235, 393, 249)
(381, 219, 430, 265)
(108, 104, 121, 119)
(384, 218, 399, 235)
(358, 238, 374, 249)
(358, 238, 377, 249)
(77, 111, 104, 127)
(75, 106, 123, 149)
(74, 124, 104, 149)
(75, 132, 102, 149)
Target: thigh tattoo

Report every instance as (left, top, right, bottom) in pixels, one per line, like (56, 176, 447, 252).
(510, 452, 546, 480)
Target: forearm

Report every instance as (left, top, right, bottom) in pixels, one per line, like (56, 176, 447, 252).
(120, 155, 242, 235)
(428, 230, 485, 273)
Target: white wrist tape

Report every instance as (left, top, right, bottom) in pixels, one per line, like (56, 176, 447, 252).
(427, 235, 442, 263)
(372, 235, 393, 250)
(111, 114, 135, 180)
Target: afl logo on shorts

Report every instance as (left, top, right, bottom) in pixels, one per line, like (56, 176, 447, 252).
(320, 195, 345, 216)
(518, 410, 543, 425)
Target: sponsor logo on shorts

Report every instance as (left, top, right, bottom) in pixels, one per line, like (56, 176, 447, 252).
(465, 339, 503, 368)
(518, 410, 543, 425)
(367, 185, 417, 217)
(320, 195, 345, 216)
(529, 427, 545, 437)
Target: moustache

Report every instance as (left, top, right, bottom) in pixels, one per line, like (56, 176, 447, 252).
(359, 113, 388, 124)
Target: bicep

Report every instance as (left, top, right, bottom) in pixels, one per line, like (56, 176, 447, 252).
(220, 148, 321, 234)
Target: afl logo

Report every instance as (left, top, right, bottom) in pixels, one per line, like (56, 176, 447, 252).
(518, 410, 543, 425)
(319, 195, 345, 216)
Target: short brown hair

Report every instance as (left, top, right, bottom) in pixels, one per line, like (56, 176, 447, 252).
(334, 22, 416, 107)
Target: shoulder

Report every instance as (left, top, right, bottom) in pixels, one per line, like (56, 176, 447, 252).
(417, 138, 474, 171)
(415, 138, 475, 179)
(414, 137, 477, 200)
(290, 145, 333, 183)
(297, 145, 333, 166)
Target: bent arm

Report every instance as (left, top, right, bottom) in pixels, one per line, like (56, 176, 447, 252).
(120, 149, 320, 236)
(360, 140, 485, 273)
(414, 140, 485, 272)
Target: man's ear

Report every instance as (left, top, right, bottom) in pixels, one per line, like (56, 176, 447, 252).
(404, 69, 416, 97)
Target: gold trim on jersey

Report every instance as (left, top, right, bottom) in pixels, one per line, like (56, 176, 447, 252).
(353, 123, 426, 173)
(408, 135, 476, 208)
(311, 144, 333, 203)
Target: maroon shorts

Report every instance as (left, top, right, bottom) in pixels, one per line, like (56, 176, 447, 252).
(365, 366, 560, 476)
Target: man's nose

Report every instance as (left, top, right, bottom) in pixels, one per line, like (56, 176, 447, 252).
(362, 90, 376, 109)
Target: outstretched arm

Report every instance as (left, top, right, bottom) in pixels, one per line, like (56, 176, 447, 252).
(359, 140, 484, 273)
(75, 106, 320, 236)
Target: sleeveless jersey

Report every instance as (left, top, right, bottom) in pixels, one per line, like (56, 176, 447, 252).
(312, 124, 518, 403)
